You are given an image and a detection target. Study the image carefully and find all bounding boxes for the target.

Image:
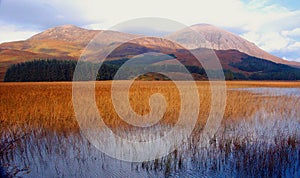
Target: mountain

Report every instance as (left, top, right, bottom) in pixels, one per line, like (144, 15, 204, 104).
(168, 24, 299, 66)
(0, 25, 100, 57)
(0, 25, 139, 80)
(29, 25, 100, 43)
(0, 24, 299, 81)
(6, 51, 300, 81)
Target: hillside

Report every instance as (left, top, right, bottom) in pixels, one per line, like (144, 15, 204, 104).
(168, 24, 299, 66)
(0, 24, 299, 81)
(5, 55, 300, 82)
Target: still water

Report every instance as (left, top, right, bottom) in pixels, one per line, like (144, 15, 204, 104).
(1, 87, 300, 177)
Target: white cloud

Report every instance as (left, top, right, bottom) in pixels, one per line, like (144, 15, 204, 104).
(0, 25, 39, 43)
(0, 0, 300, 61)
(282, 28, 300, 37)
(0, 0, 254, 43)
(242, 32, 289, 51)
(283, 56, 300, 62)
(235, 1, 300, 61)
(273, 42, 300, 62)
(41, 0, 300, 52)
(285, 42, 300, 52)
(43, 0, 251, 29)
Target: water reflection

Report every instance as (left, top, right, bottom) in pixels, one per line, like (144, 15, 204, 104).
(1, 87, 300, 177)
(231, 87, 300, 97)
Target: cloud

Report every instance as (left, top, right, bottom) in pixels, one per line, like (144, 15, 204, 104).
(236, 1, 300, 61)
(0, 0, 300, 61)
(282, 28, 300, 38)
(0, 0, 92, 29)
(287, 42, 300, 50)
(0, 0, 254, 43)
(0, 23, 39, 43)
(25, 0, 253, 29)
(242, 32, 289, 51)
(271, 42, 300, 62)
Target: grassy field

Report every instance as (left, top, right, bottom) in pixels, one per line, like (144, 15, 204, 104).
(1, 81, 300, 131)
(0, 81, 300, 177)
(0, 81, 274, 131)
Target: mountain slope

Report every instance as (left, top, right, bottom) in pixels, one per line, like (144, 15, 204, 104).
(29, 25, 101, 43)
(5, 53, 300, 82)
(167, 24, 299, 66)
(0, 25, 100, 56)
(0, 24, 299, 81)
(0, 25, 138, 80)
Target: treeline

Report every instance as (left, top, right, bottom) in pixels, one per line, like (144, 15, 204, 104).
(5, 57, 300, 82)
(4, 59, 209, 82)
(4, 60, 77, 82)
(4, 59, 122, 82)
(230, 56, 300, 80)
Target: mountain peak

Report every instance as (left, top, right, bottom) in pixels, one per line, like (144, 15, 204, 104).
(190, 23, 229, 33)
(47, 24, 88, 32)
(191, 23, 215, 27)
(168, 23, 285, 64)
(28, 24, 101, 43)
(57, 24, 79, 28)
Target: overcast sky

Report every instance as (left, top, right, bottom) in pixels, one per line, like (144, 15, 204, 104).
(0, 0, 299, 61)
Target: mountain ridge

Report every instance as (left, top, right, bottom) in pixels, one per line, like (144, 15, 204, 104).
(169, 24, 291, 65)
(0, 24, 299, 81)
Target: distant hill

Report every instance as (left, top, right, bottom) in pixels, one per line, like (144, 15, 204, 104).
(167, 24, 295, 65)
(5, 56, 300, 82)
(0, 24, 299, 81)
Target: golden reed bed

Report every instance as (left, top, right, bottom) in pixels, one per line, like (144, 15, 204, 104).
(1, 81, 299, 133)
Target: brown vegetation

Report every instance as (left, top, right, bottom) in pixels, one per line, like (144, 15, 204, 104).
(1, 81, 300, 177)
(1, 81, 299, 134)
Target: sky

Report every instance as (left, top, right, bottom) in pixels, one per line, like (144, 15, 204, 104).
(0, 0, 299, 61)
